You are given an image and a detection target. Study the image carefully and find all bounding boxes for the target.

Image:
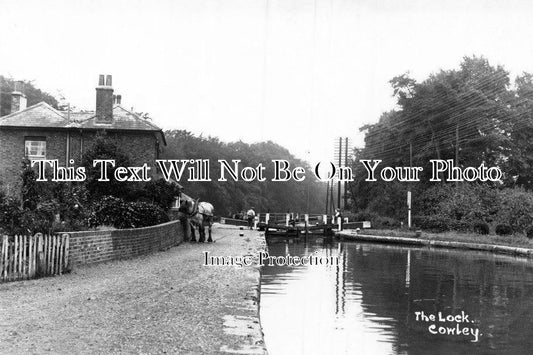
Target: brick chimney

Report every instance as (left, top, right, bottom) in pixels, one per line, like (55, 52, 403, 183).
(11, 81, 27, 113)
(95, 74, 113, 123)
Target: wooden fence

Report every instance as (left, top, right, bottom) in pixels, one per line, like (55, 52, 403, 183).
(0, 233, 70, 282)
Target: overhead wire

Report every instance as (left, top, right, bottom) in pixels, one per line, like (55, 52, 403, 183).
(360, 72, 523, 162)
(361, 70, 510, 142)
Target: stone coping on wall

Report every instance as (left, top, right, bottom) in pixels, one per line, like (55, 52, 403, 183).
(336, 231, 533, 257)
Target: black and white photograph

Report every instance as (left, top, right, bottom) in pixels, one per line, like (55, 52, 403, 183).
(2, 0, 533, 354)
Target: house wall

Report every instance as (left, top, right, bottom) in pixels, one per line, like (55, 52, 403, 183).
(67, 219, 185, 267)
(0, 129, 70, 194)
(0, 128, 161, 195)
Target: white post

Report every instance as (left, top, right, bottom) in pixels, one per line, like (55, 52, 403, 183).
(323, 214, 327, 225)
(254, 216, 258, 229)
(286, 213, 290, 226)
(337, 217, 342, 231)
(305, 214, 309, 224)
(407, 191, 412, 228)
(266, 213, 270, 225)
(406, 249, 411, 288)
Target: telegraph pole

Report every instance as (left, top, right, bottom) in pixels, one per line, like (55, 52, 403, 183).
(325, 180, 330, 215)
(344, 137, 349, 209)
(455, 123, 459, 188)
(337, 137, 342, 209)
(408, 142, 412, 228)
(333, 137, 352, 212)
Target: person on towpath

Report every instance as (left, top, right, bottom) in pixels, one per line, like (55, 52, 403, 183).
(247, 208, 256, 230)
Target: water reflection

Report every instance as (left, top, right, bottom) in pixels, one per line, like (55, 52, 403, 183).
(260, 241, 533, 355)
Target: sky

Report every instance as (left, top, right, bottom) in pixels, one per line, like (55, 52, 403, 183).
(2, 0, 533, 163)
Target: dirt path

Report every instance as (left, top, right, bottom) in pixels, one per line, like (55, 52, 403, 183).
(0, 224, 266, 355)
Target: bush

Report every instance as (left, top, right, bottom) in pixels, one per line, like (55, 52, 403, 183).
(137, 179, 181, 211)
(428, 184, 499, 225)
(413, 215, 450, 233)
(472, 221, 490, 235)
(449, 219, 473, 232)
(496, 188, 533, 233)
(92, 196, 169, 229)
(0, 196, 24, 235)
(20, 208, 55, 235)
(372, 216, 401, 229)
(352, 211, 379, 222)
(495, 223, 513, 236)
(129, 201, 169, 227)
(92, 196, 128, 228)
(526, 226, 533, 239)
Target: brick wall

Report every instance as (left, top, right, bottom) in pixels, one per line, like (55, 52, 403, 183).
(0, 129, 71, 193)
(67, 219, 185, 268)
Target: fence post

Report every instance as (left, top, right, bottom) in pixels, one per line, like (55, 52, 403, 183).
(14, 235, 19, 280)
(36, 233, 44, 276)
(19, 235, 23, 279)
(1, 235, 7, 281)
(58, 234, 64, 275)
(63, 234, 70, 272)
(28, 235, 34, 278)
(52, 235, 57, 275)
(23, 235, 27, 279)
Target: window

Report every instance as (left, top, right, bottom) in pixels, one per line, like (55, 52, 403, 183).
(25, 137, 46, 159)
(172, 196, 181, 209)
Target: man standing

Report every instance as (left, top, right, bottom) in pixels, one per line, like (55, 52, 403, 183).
(334, 208, 343, 230)
(246, 207, 256, 230)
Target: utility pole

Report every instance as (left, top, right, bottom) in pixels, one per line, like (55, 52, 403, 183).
(325, 180, 330, 215)
(343, 137, 349, 209)
(408, 142, 412, 228)
(455, 123, 459, 188)
(337, 137, 342, 210)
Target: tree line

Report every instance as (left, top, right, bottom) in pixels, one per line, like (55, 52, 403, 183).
(348, 56, 533, 233)
(163, 130, 326, 217)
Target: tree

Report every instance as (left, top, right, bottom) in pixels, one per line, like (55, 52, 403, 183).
(81, 133, 135, 199)
(351, 56, 518, 217)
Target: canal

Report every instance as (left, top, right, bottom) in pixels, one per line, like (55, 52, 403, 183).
(260, 241, 533, 354)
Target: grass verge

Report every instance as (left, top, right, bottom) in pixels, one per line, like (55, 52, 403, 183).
(359, 228, 533, 248)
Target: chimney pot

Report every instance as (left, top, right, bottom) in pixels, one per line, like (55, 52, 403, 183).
(14, 81, 23, 93)
(98, 74, 105, 86)
(106, 75, 112, 87)
(117, 95, 122, 105)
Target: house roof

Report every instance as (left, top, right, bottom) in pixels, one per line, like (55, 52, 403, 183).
(0, 102, 66, 128)
(0, 102, 166, 144)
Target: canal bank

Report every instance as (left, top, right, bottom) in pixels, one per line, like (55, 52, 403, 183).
(337, 230, 533, 257)
(0, 224, 267, 354)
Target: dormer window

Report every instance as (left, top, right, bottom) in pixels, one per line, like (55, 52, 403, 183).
(25, 137, 46, 159)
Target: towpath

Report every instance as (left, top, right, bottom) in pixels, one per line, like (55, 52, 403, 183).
(0, 224, 266, 355)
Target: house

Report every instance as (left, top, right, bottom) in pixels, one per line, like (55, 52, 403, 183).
(0, 75, 166, 194)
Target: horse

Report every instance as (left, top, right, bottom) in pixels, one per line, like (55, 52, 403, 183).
(178, 199, 214, 242)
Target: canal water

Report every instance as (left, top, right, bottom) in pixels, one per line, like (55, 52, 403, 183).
(260, 241, 533, 355)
